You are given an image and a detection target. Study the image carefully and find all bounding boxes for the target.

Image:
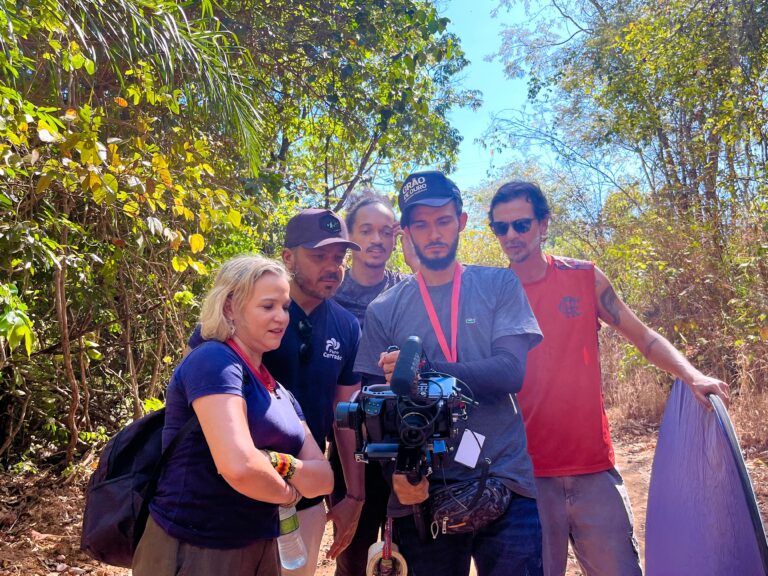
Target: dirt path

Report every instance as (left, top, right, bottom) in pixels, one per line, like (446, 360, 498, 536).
(3, 431, 765, 576)
(316, 434, 659, 576)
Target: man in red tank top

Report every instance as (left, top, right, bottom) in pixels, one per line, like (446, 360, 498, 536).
(487, 181, 729, 576)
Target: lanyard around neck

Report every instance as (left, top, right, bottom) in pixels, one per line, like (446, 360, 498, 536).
(226, 338, 277, 393)
(415, 263, 462, 363)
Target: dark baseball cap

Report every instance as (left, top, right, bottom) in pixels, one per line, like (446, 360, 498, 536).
(284, 209, 361, 251)
(398, 170, 463, 224)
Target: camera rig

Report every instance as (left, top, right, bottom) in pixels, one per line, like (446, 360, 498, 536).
(335, 336, 474, 478)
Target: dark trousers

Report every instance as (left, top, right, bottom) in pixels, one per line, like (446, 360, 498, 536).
(393, 493, 543, 576)
(329, 443, 391, 576)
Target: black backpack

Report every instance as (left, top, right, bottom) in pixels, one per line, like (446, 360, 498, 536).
(80, 408, 199, 567)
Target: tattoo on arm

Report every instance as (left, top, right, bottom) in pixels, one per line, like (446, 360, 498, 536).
(644, 337, 660, 358)
(599, 285, 621, 326)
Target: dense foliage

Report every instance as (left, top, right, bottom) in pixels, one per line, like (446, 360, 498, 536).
(487, 0, 768, 395)
(0, 0, 475, 470)
(6, 0, 766, 473)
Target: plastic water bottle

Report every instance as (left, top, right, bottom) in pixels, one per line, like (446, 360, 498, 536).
(278, 505, 307, 570)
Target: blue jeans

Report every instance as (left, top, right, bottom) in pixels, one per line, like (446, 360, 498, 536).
(394, 493, 543, 576)
(535, 469, 641, 576)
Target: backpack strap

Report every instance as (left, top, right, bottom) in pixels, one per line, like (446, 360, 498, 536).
(161, 413, 201, 463)
(134, 413, 200, 546)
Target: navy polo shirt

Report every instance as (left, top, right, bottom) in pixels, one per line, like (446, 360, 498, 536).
(188, 301, 360, 447)
(152, 342, 306, 547)
(187, 298, 361, 509)
(263, 299, 360, 451)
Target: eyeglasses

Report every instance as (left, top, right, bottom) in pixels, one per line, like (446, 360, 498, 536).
(489, 218, 535, 236)
(297, 318, 313, 364)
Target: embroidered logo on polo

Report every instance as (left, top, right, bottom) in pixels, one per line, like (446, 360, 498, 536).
(319, 214, 341, 235)
(323, 337, 342, 361)
(558, 296, 581, 318)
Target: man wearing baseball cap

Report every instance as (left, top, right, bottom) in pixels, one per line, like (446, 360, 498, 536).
(275, 208, 366, 575)
(187, 208, 366, 574)
(354, 171, 544, 575)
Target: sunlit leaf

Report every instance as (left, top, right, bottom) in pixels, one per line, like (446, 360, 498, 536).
(200, 212, 211, 232)
(23, 150, 40, 166)
(123, 201, 140, 217)
(102, 173, 118, 194)
(36, 173, 53, 194)
(187, 257, 209, 275)
(70, 52, 85, 70)
(92, 185, 106, 204)
(169, 231, 182, 251)
(86, 348, 103, 360)
(38, 128, 59, 143)
(189, 233, 205, 253)
(146, 216, 163, 236)
(172, 256, 189, 272)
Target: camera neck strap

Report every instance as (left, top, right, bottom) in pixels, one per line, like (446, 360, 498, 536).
(416, 262, 462, 363)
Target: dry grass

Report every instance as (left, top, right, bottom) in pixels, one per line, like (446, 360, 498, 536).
(600, 330, 768, 547)
(600, 333, 668, 431)
(731, 387, 768, 456)
(600, 331, 768, 455)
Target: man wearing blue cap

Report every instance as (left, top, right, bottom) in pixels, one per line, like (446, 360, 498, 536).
(276, 209, 366, 575)
(353, 171, 544, 576)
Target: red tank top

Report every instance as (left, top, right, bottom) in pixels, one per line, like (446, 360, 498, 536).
(517, 255, 614, 477)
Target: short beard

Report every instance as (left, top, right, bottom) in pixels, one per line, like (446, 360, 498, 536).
(414, 237, 459, 271)
(291, 262, 336, 300)
(363, 259, 387, 270)
(506, 249, 530, 265)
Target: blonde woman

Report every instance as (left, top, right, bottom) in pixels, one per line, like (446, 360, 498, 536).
(133, 255, 333, 576)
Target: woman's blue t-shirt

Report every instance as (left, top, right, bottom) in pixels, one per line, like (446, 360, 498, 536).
(149, 341, 306, 548)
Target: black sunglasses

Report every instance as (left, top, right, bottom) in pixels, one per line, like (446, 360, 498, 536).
(297, 318, 313, 364)
(489, 218, 535, 236)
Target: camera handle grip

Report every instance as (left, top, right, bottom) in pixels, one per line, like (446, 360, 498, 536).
(412, 503, 429, 543)
(406, 469, 430, 543)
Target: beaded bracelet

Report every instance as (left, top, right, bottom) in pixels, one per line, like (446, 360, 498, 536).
(267, 450, 297, 480)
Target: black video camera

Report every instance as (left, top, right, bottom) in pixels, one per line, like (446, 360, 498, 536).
(335, 336, 472, 477)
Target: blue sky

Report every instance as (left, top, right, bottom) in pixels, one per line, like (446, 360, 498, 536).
(441, 0, 529, 189)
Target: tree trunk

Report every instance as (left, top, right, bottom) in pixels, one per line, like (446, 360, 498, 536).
(119, 284, 144, 421)
(55, 225, 80, 464)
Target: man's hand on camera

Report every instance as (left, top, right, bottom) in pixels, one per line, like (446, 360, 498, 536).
(392, 473, 429, 505)
(326, 495, 364, 559)
(378, 349, 399, 384)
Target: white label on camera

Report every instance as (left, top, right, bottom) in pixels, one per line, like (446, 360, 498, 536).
(454, 429, 485, 469)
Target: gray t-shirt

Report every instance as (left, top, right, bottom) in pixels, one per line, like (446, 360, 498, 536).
(333, 268, 408, 328)
(354, 265, 542, 512)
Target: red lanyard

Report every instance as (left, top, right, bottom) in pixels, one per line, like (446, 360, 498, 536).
(415, 263, 462, 363)
(226, 338, 277, 393)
